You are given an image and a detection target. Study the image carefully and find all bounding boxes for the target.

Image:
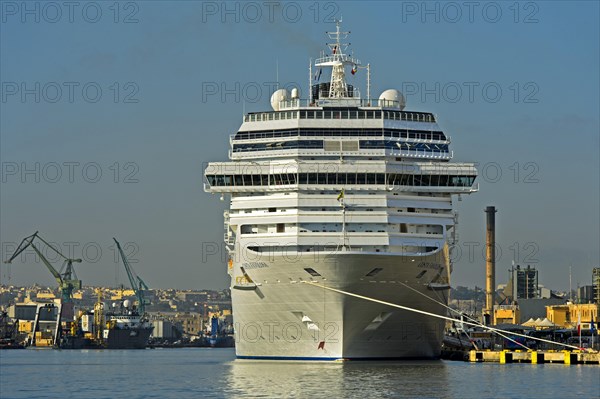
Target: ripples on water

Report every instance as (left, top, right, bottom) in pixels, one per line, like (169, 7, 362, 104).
(0, 348, 598, 398)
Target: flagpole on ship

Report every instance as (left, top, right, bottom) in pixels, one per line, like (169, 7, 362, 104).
(342, 199, 347, 250)
(337, 189, 348, 252)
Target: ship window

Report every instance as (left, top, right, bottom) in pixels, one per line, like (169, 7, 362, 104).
(304, 268, 321, 277)
(357, 173, 366, 184)
(234, 175, 243, 186)
(277, 224, 285, 233)
(347, 174, 356, 184)
(366, 268, 383, 277)
(451, 176, 464, 186)
(268, 208, 276, 213)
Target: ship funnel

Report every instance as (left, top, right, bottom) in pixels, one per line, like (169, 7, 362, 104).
(484, 206, 497, 325)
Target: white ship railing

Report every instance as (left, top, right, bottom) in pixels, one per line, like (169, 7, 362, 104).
(229, 149, 452, 160)
(242, 106, 436, 123)
(315, 54, 361, 65)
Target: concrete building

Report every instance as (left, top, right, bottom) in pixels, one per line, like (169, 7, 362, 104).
(506, 265, 539, 300)
(578, 285, 595, 303)
(173, 312, 203, 336)
(493, 305, 520, 324)
(518, 298, 565, 322)
(546, 303, 598, 329)
(151, 320, 180, 340)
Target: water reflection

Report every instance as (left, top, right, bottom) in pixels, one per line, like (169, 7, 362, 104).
(224, 359, 450, 398)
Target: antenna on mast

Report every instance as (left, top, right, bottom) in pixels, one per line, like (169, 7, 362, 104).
(320, 19, 356, 99)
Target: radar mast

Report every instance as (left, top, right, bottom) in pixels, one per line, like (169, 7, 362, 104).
(316, 19, 361, 99)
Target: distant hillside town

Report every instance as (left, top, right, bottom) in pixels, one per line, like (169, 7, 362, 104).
(0, 285, 233, 345)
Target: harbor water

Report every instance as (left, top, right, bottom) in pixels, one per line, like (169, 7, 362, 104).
(0, 348, 598, 398)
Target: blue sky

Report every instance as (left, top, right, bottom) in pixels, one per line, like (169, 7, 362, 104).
(1, 1, 598, 292)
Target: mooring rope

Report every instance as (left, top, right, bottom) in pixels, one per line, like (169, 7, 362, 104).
(396, 281, 531, 351)
(302, 281, 583, 351)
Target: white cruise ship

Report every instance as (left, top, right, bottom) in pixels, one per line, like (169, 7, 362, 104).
(204, 22, 478, 359)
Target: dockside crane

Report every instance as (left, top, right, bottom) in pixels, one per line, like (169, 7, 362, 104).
(113, 238, 149, 314)
(4, 232, 82, 303)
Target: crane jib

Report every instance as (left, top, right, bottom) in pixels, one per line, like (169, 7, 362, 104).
(113, 238, 149, 315)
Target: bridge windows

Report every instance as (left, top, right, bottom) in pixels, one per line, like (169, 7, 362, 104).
(206, 173, 475, 188)
(233, 128, 446, 141)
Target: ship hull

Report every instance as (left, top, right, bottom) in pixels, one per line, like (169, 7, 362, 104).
(105, 327, 153, 349)
(231, 247, 450, 359)
(60, 327, 153, 349)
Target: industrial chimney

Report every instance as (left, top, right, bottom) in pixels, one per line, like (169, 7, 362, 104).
(484, 206, 497, 325)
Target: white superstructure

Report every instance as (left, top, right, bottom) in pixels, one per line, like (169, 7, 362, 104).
(204, 22, 477, 359)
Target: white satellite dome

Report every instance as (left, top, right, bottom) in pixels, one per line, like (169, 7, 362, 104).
(123, 299, 131, 308)
(290, 87, 299, 99)
(378, 89, 406, 110)
(270, 88, 288, 111)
